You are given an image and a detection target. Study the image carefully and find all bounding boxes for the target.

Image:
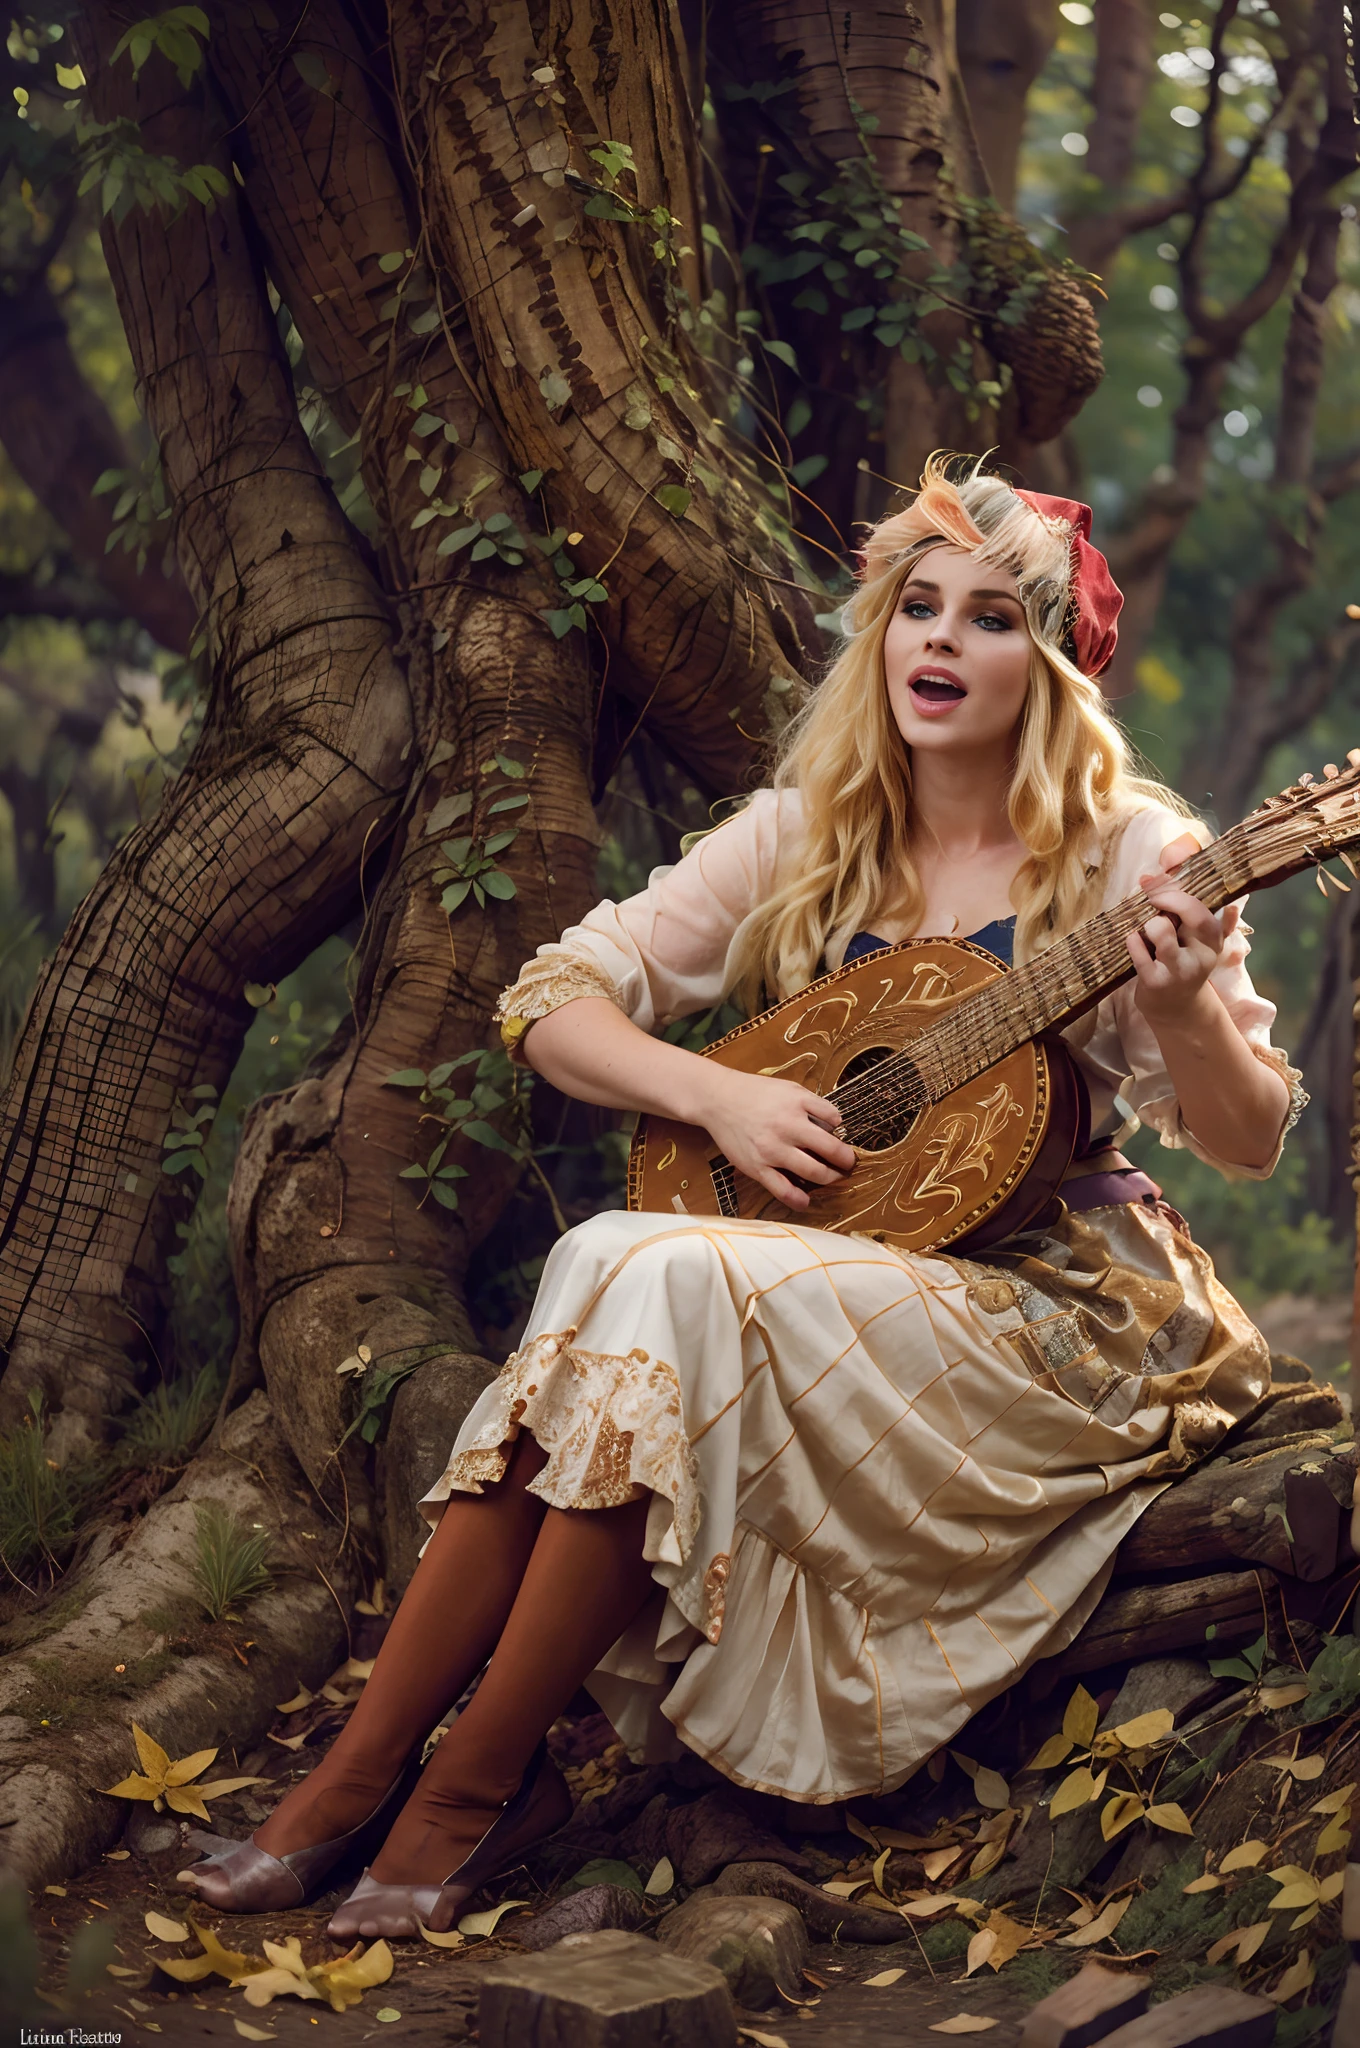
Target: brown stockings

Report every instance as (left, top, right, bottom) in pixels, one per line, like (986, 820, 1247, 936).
(256, 1432, 656, 1885)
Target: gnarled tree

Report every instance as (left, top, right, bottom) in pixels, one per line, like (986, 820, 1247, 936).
(0, 0, 1104, 1881)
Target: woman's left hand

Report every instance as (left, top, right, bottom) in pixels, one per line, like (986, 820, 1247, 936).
(1127, 831, 1226, 1026)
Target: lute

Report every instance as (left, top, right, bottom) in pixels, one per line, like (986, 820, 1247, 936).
(627, 758, 1360, 1252)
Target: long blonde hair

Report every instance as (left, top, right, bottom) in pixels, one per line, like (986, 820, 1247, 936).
(734, 454, 1190, 1005)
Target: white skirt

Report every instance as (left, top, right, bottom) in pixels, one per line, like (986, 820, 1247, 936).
(420, 1205, 1268, 1803)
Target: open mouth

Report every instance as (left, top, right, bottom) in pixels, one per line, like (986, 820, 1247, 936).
(908, 668, 968, 707)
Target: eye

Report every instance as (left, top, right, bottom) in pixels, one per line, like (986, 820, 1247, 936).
(974, 610, 1013, 632)
(901, 598, 935, 619)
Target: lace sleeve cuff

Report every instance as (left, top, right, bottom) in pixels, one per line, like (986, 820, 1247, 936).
(1252, 1043, 1308, 1139)
(496, 948, 629, 1063)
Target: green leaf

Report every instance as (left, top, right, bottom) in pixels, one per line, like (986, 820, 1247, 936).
(162, 1150, 196, 1174)
(483, 830, 518, 854)
(655, 484, 691, 519)
(462, 1120, 520, 1155)
(545, 608, 579, 638)
(412, 412, 444, 436)
(481, 870, 517, 900)
(518, 469, 544, 493)
(430, 1181, 461, 1209)
(763, 338, 798, 370)
(539, 368, 572, 410)
(436, 1164, 469, 1179)
(441, 836, 475, 866)
(424, 790, 473, 835)
(243, 981, 274, 1008)
(470, 537, 498, 561)
(398, 1162, 430, 1180)
(292, 50, 334, 94)
(378, 251, 409, 273)
(436, 524, 483, 557)
(487, 792, 530, 813)
(408, 305, 442, 334)
(441, 880, 472, 913)
(840, 305, 876, 331)
(493, 752, 525, 778)
(384, 1069, 429, 1088)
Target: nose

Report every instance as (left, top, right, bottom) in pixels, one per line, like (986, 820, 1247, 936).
(924, 610, 961, 655)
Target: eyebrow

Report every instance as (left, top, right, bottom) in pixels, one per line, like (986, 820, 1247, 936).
(902, 578, 1023, 604)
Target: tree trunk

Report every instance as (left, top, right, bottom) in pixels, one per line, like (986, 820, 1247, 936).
(0, 18, 413, 1449)
(956, 0, 1060, 210)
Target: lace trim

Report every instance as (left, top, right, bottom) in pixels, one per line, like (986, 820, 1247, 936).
(496, 949, 627, 1062)
(435, 1329, 702, 1562)
(1252, 1043, 1308, 1137)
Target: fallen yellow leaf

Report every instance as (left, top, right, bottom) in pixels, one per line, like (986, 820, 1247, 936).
(164, 1747, 219, 1788)
(133, 1725, 173, 1781)
(862, 1968, 906, 1987)
(736, 2030, 790, 2048)
(144, 1913, 190, 1943)
(268, 1732, 307, 1752)
(195, 1777, 268, 1800)
(1051, 1765, 1101, 1819)
(1101, 1792, 1144, 1842)
(1220, 1841, 1269, 1872)
(980, 1911, 1032, 1971)
(820, 1878, 872, 1897)
(845, 1812, 880, 1851)
(973, 1766, 1011, 1811)
(416, 1922, 465, 1949)
(921, 1847, 962, 1882)
(233, 2025, 276, 2042)
(458, 1899, 531, 1938)
(1266, 1949, 1315, 2004)
(1319, 1870, 1345, 1903)
(104, 1851, 131, 1862)
(1057, 1894, 1131, 1948)
(1259, 1685, 1311, 1710)
(1183, 1874, 1223, 1894)
(900, 1894, 967, 1920)
(44, 1885, 67, 1897)
(241, 1967, 322, 2007)
(1110, 1709, 1174, 1748)
(311, 1938, 394, 2012)
(1315, 1811, 1352, 1855)
(872, 1846, 893, 1895)
(965, 1928, 997, 1977)
(1030, 1732, 1073, 1770)
(1064, 1685, 1099, 1748)
(1310, 1783, 1356, 1815)
(645, 1856, 674, 1896)
(1263, 1753, 1326, 1782)
(1206, 1921, 1271, 1967)
(1146, 1802, 1194, 1836)
(929, 2018, 998, 2035)
(274, 1687, 313, 1714)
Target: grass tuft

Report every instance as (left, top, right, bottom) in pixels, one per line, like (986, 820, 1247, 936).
(0, 1400, 103, 1586)
(189, 1501, 274, 1622)
(116, 1368, 220, 1469)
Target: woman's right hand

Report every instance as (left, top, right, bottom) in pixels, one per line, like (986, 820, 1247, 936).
(693, 1067, 856, 1210)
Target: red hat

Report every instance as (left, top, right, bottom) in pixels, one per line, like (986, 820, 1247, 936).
(1015, 489, 1123, 678)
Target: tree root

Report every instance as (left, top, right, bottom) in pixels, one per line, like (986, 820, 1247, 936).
(0, 1391, 357, 1887)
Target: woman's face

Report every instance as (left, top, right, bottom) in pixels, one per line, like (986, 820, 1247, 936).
(882, 544, 1033, 758)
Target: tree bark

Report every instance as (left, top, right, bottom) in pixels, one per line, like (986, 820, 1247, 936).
(956, 0, 1060, 210)
(1067, 0, 1158, 276)
(0, 18, 413, 1448)
(0, 270, 196, 653)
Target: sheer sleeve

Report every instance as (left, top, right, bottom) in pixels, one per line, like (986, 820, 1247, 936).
(496, 788, 802, 1060)
(1066, 804, 1305, 1181)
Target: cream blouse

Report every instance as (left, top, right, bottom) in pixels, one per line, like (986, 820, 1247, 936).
(498, 789, 1304, 1181)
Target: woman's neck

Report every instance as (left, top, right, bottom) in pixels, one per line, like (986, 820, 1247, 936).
(908, 743, 1018, 860)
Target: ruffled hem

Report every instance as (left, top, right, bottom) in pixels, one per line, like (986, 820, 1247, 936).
(420, 1328, 702, 1565)
(495, 950, 627, 1064)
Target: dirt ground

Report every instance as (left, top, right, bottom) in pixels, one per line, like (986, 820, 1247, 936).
(8, 1669, 1344, 2046)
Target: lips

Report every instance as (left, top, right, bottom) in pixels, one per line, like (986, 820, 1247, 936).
(906, 665, 968, 711)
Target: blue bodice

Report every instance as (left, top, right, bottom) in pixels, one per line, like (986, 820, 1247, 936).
(843, 914, 1017, 969)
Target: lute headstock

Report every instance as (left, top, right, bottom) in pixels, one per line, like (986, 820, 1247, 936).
(1225, 747, 1360, 897)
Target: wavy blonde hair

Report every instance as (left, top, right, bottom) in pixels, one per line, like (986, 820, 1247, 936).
(733, 454, 1191, 1006)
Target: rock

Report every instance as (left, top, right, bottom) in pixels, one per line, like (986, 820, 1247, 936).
(1097, 1984, 1274, 2047)
(664, 1791, 809, 1887)
(516, 1885, 651, 1951)
(1020, 1960, 1152, 2046)
(477, 1927, 737, 2048)
(617, 1792, 670, 1868)
(123, 1806, 185, 1857)
(656, 1892, 807, 2009)
(709, 1861, 903, 1942)
(1099, 1658, 1217, 1733)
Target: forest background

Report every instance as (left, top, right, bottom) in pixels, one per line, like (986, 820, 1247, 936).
(1, 0, 1359, 1890)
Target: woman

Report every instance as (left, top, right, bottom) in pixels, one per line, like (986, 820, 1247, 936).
(182, 458, 1300, 1939)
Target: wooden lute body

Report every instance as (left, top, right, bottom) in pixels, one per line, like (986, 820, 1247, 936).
(628, 759, 1360, 1251)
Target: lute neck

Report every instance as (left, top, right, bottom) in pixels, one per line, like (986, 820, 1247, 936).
(887, 828, 1259, 1106)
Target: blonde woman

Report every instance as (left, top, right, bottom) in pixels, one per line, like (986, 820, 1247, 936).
(183, 458, 1300, 1938)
